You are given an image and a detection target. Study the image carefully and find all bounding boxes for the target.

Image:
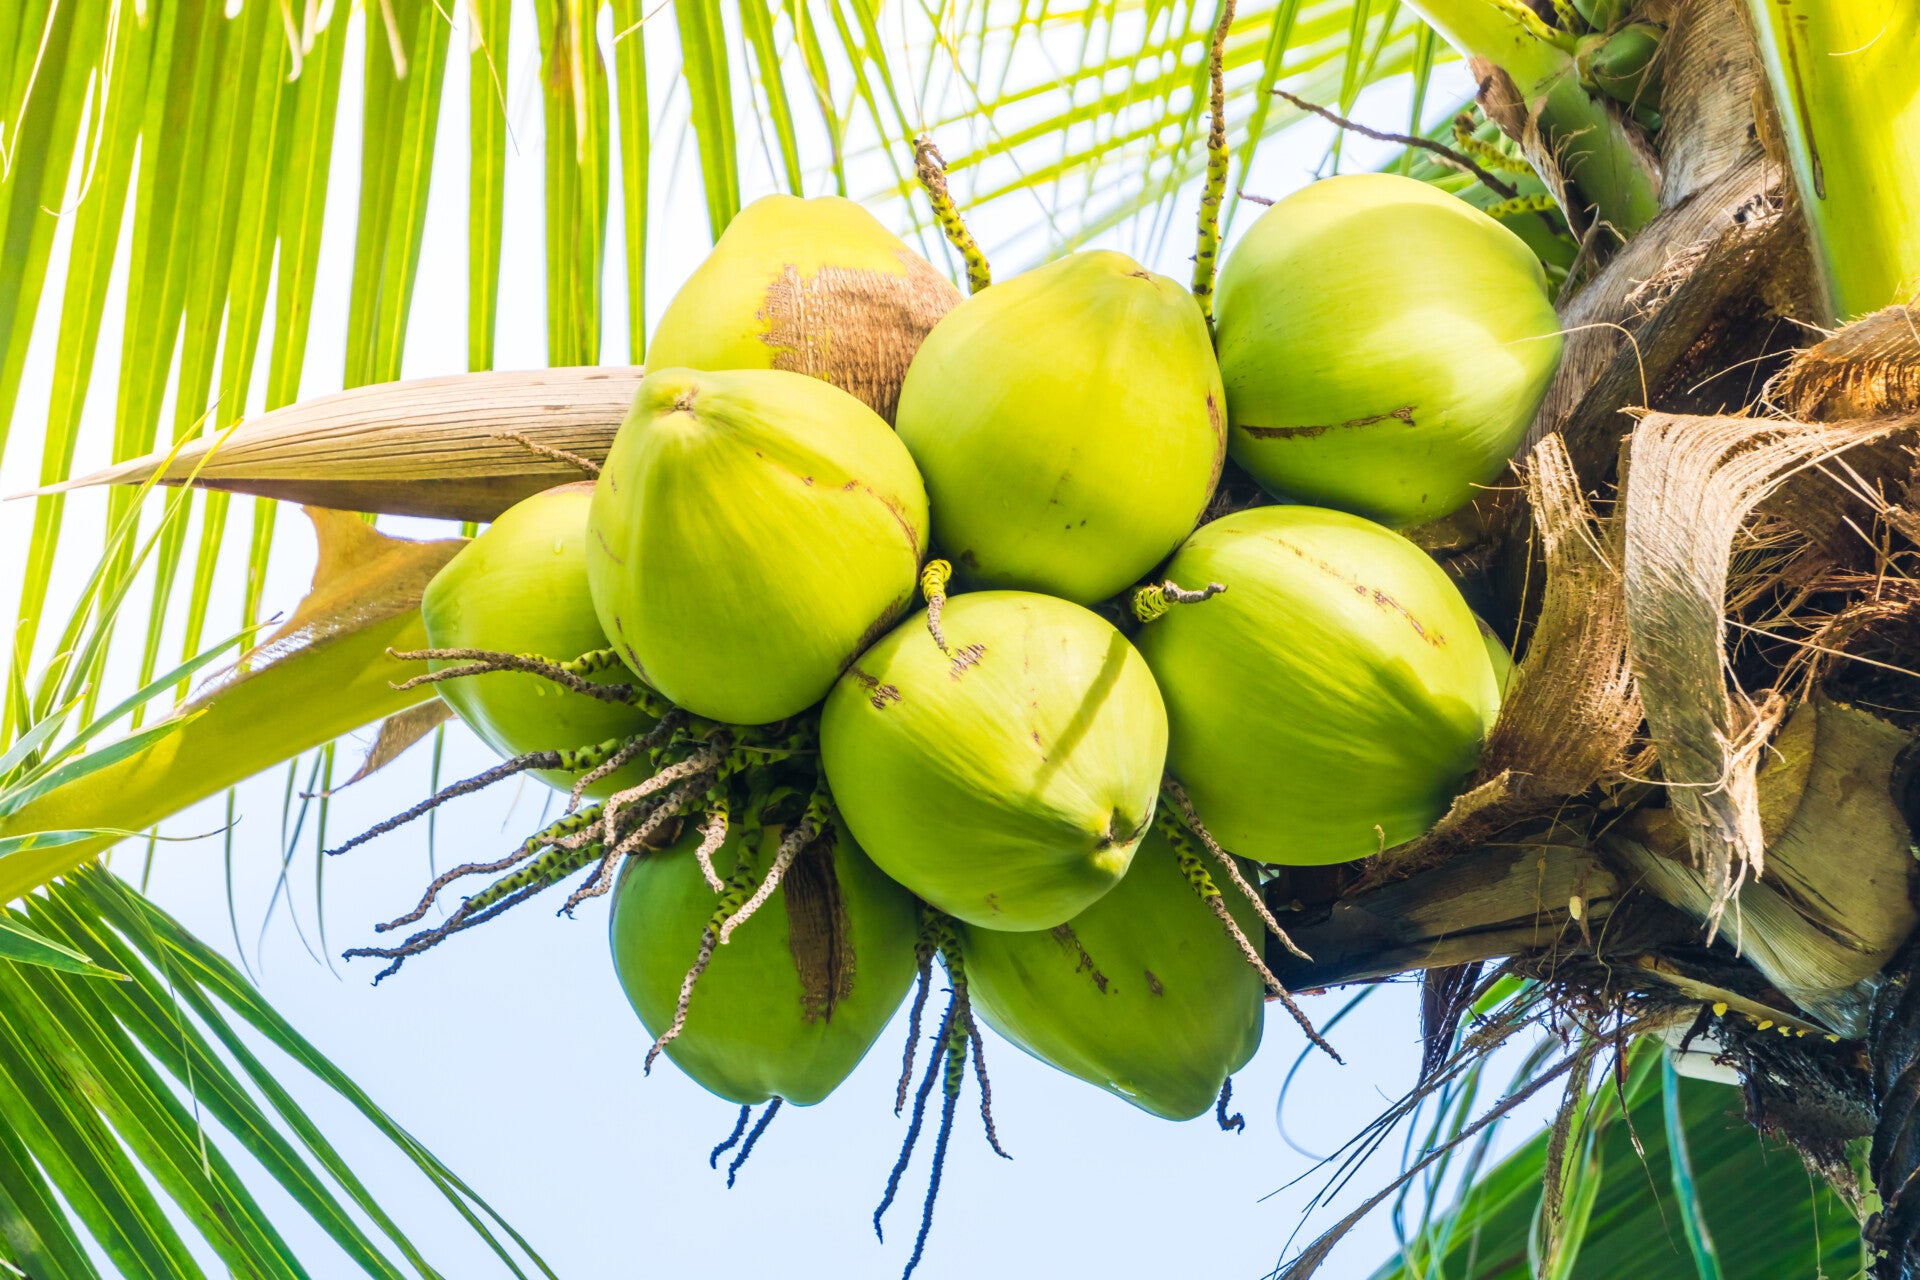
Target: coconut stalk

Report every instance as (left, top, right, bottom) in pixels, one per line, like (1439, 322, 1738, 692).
(1744, 0, 1920, 321)
(1401, 0, 1662, 241)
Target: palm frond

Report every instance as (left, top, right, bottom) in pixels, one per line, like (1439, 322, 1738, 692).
(0, 864, 553, 1280)
(1371, 1041, 1865, 1280)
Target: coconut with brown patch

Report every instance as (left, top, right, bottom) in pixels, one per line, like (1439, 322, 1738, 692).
(647, 194, 962, 423)
(610, 813, 920, 1105)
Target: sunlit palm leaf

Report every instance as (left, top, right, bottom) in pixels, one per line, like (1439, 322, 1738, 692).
(0, 865, 554, 1280)
(1371, 1045, 1865, 1280)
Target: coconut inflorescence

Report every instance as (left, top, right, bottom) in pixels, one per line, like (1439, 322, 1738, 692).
(339, 139, 1560, 1280)
(1215, 173, 1562, 528)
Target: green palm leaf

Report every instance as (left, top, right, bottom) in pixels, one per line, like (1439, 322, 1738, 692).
(0, 865, 553, 1279)
(1371, 1045, 1866, 1280)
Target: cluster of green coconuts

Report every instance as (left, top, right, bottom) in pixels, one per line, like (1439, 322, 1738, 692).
(414, 172, 1561, 1122)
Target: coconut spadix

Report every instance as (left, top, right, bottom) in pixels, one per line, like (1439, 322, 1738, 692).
(893, 250, 1226, 604)
(820, 591, 1167, 931)
(1135, 506, 1500, 864)
(1215, 173, 1563, 528)
(961, 828, 1264, 1119)
(420, 484, 654, 795)
(610, 819, 919, 1105)
(586, 367, 929, 725)
(648, 195, 962, 422)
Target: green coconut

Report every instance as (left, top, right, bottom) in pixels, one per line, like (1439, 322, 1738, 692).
(1214, 173, 1563, 529)
(892, 250, 1226, 604)
(609, 817, 919, 1105)
(820, 590, 1167, 931)
(586, 367, 929, 725)
(961, 827, 1264, 1119)
(420, 483, 654, 795)
(1135, 505, 1501, 865)
(1576, 23, 1664, 109)
(647, 194, 962, 422)
(1477, 613, 1517, 698)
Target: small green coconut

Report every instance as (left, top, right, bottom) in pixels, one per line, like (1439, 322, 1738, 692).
(648, 195, 962, 422)
(961, 827, 1264, 1120)
(586, 367, 929, 725)
(420, 483, 654, 795)
(609, 817, 920, 1105)
(1214, 173, 1563, 528)
(893, 250, 1226, 604)
(1576, 23, 1664, 108)
(1477, 614, 1517, 698)
(820, 590, 1167, 931)
(1135, 506, 1501, 865)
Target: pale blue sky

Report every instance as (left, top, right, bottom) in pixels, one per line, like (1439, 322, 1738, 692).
(0, 7, 1561, 1276)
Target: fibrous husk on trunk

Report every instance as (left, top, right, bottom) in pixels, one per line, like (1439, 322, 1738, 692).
(1608, 699, 1918, 1035)
(1355, 432, 1640, 887)
(1620, 408, 1908, 932)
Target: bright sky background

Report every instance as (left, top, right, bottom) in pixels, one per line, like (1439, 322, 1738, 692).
(0, 6, 1573, 1277)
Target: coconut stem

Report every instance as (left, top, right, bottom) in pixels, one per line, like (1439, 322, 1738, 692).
(601, 740, 726, 847)
(1160, 781, 1307, 959)
(388, 645, 662, 713)
(967, 1020, 1011, 1160)
(904, 1081, 960, 1280)
(876, 992, 956, 1242)
(343, 870, 563, 982)
(920, 559, 953, 653)
(494, 429, 602, 477)
(563, 776, 702, 915)
(1170, 832, 1341, 1063)
(694, 801, 729, 893)
(912, 137, 991, 295)
(716, 818, 811, 943)
(1267, 87, 1527, 200)
(707, 1105, 752, 1170)
(725, 1097, 783, 1188)
(567, 738, 648, 810)
(648, 835, 774, 1072)
(1190, 0, 1235, 327)
(647, 925, 719, 1073)
(325, 740, 621, 858)
(895, 928, 938, 1114)
(1215, 1077, 1246, 1133)
(1132, 579, 1227, 623)
(376, 804, 603, 931)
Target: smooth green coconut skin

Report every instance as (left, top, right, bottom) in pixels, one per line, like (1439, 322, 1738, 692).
(1477, 614, 1517, 698)
(961, 828, 1264, 1119)
(892, 250, 1226, 604)
(420, 484, 655, 796)
(1214, 173, 1563, 528)
(1135, 506, 1501, 865)
(586, 367, 929, 725)
(820, 590, 1168, 932)
(609, 819, 919, 1105)
(646, 194, 960, 422)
